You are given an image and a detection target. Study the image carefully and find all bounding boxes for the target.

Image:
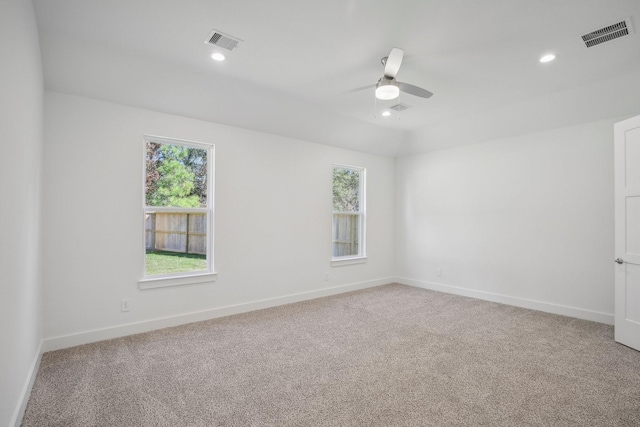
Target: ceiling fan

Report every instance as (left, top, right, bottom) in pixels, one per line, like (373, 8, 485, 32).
(357, 48, 433, 101)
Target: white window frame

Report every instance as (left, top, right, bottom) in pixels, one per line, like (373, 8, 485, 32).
(139, 135, 216, 289)
(331, 164, 367, 266)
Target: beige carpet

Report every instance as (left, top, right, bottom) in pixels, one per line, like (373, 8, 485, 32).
(22, 284, 640, 426)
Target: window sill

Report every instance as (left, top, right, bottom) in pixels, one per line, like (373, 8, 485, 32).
(331, 256, 368, 267)
(138, 272, 218, 290)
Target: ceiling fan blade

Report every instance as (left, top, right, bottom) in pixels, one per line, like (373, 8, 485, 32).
(342, 84, 375, 95)
(383, 48, 404, 78)
(398, 81, 433, 98)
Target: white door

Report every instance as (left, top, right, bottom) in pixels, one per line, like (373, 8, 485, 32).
(614, 114, 640, 351)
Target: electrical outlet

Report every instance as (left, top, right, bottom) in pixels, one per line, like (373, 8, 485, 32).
(324, 271, 330, 281)
(121, 299, 130, 312)
(436, 268, 442, 277)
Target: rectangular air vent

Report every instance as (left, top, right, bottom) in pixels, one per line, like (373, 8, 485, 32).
(581, 18, 633, 48)
(205, 29, 242, 50)
(389, 103, 410, 112)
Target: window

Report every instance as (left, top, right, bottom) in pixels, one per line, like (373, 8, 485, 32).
(140, 136, 215, 288)
(332, 164, 366, 264)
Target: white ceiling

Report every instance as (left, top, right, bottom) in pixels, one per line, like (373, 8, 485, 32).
(33, 0, 640, 157)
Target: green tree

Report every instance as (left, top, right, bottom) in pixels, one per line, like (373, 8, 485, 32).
(145, 142, 161, 202)
(183, 147, 208, 206)
(145, 143, 207, 207)
(333, 168, 360, 212)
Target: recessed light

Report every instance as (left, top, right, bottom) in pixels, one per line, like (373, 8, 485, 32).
(381, 111, 391, 117)
(211, 52, 226, 62)
(539, 54, 556, 63)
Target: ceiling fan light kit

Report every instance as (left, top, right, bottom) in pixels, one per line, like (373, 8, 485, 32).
(375, 77, 400, 100)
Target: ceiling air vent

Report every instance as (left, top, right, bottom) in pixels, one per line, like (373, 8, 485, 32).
(389, 103, 411, 112)
(205, 29, 242, 50)
(581, 18, 633, 48)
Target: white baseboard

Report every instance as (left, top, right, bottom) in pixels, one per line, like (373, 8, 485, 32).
(43, 278, 392, 352)
(11, 340, 43, 427)
(396, 277, 614, 325)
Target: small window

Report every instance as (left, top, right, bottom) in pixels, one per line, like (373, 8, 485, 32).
(141, 136, 215, 288)
(332, 164, 366, 263)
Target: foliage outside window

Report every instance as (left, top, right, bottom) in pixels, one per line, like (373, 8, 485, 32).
(332, 165, 365, 260)
(143, 136, 214, 284)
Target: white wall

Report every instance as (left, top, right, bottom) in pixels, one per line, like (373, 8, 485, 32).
(396, 119, 616, 323)
(0, 0, 43, 425)
(42, 92, 395, 349)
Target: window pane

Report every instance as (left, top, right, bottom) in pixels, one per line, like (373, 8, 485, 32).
(146, 142, 207, 208)
(333, 167, 360, 212)
(145, 211, 207, 275)
(333, 213, 360, 257)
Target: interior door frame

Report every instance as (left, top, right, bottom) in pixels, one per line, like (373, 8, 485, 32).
(614, 114, 640, 352)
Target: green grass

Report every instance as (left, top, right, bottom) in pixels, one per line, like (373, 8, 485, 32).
(145, 250, 206, 276)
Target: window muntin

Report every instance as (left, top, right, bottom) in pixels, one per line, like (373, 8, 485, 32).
(143, 136, 214, 283)
(332, 165, 365, 260)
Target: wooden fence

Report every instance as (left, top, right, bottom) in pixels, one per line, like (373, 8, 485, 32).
(145, 212, 206, 254)
(332, 213, 359, 257)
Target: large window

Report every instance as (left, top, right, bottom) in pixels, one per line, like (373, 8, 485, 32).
(332, 164, 366, 263)
(140, 136, 215, 288)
